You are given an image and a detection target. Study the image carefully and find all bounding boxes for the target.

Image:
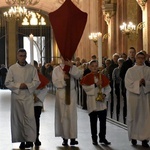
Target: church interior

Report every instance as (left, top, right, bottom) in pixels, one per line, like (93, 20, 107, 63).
(0, 0, 150, 150)
(0, 0, 149, 66)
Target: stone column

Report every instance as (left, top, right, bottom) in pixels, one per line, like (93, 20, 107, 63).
(102, 2, 116, 58)
(136, 0, 148, 52)
(51, 31, 60, 64)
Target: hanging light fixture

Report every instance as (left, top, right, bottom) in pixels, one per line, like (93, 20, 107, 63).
(5, 0, 40, 6)
(22, 12, 46, 25)
(3, 6, 29, 20)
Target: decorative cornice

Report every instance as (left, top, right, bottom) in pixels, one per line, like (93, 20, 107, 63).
(102, 3, 116, 24)
(102, 0, 111, 4)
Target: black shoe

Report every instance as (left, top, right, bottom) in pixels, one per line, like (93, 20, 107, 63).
(92, 141, 98, 145)
(131, 139, 137, 145)
(25, 142, 33, 148)
(100, 139, 111, 145)
(19, 142, 25, 149)
(35, 139, 41, 146)
(142, 140, 149, 148)
(62, 139, 68, 146)
(70, 139, 78, 145)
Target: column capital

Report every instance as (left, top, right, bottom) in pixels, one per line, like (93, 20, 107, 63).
(136, 0, 147, 10)
(102, 3, 116, 24)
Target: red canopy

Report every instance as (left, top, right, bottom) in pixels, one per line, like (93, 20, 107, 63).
(49, 0, 87, 72)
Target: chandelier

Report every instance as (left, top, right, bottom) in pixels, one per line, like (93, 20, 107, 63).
(22, 12, 46, 25)
(3, 6, 29, 20)
(120, 22, 145, 36)
(5, 0, 40, 6)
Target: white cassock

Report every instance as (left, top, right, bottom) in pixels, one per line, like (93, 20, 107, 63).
(125, 64, 150, 141)
(82, 79, 111, 114)
(34, 87, 49, 107)
(5, 63, 40, 143)
(52, 64, 83, 139)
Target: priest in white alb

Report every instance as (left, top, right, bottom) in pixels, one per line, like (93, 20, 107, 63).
(125, 51, 150, 148)
(5, 49, 40, 149)
(52, 56, 83, 146)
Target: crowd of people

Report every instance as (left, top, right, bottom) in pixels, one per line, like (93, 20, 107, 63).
(3, 47, 150, 149)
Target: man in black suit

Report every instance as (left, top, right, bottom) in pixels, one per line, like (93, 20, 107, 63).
(120, 47, 136, 124)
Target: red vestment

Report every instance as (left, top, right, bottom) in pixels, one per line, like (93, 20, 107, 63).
(80, 72, 109, 88)
(49, 0, 87, 73)
(49, 0, 87, 104)
(37, 73, 49, 89)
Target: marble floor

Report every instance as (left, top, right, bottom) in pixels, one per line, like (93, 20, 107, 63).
(0, 90, 149, 150)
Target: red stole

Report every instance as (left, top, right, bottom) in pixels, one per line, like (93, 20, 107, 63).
(80, 72, 109, 88)
(37, 73, 49, 89)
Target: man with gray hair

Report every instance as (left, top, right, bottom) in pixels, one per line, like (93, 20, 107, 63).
(112, 58, 124, 121)
(5, 48, 40, 149)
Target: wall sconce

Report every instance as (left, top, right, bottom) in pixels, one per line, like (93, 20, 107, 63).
(88, 32, 103, 67)
(89, 32, 109, 45)
(120, 22, 145, 37)
(89, 32, 101, 46)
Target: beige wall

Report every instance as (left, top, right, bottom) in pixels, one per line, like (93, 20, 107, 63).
(7, 20, 17, 66)
(1, 0, 149, 65)
(76, 0, 147, 59)
(76, 0, 100, 61)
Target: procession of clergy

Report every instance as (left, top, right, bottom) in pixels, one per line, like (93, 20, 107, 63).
(4, 47, 150, 149)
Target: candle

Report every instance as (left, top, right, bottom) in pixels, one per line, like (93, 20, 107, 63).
(97, 32, 102, 67)
(29, 34, 34, 65)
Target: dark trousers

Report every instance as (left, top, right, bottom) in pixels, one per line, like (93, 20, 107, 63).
(89, 109, 107, 142)
(110, 82, 114, 118)
(121, 81, 127, 124)
(34, 106, 42, 140)
(82, 89, 87, 109)
(115, 83, 120, 121)
(1, 76, 7, 89)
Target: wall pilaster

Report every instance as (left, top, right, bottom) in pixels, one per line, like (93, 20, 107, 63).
(7, 20, 17, 66)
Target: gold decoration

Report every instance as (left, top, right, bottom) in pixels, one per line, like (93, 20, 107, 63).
(88, 32, 101, 46)
(136, 0, 147, 10)
(120, 22, 145, 37)
(5, 0, 40, 6)
(96, 72, 104, 102)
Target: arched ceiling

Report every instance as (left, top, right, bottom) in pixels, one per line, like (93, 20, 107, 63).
(0, 0, 65, 14)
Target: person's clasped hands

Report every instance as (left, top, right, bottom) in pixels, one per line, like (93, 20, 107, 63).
(140, 78, 145, 86)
